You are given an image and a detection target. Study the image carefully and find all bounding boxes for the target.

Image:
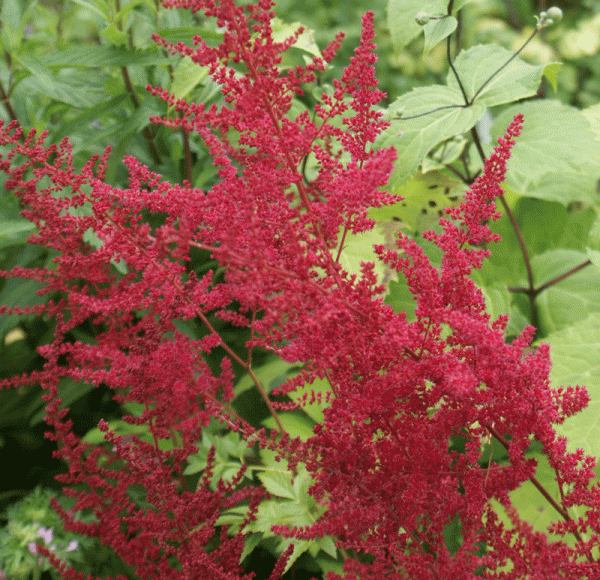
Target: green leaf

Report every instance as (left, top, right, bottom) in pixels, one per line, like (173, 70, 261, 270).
(257, 472, 296, 500)
(101, 22, 129, 47)
(423, 16, 457, 55)
(541, 313, 600, 457)
(262, 413, 316, 441)
(386, 0, 472, 51)
(38, 46, 171, 68)
(0, 278, 47, 338)
(285, 376, 331, 424)
(29, 378, 96, 426)
(0, 0, 27, 52)
(448, 44, 549, 108)
(336, 225, 387, 286)
(240, 532, 264, 563)
(491, 101, 600, 206)
(271, 18, 321, 58)
(543, 62, 562, 93)
(479, 283, 511, 323)
(490, 451, 564, 544)
(234, 357, 297, 396)
(15, 57, 109, 108)
(531, 249, 600, 335)
(370, 170, 467, 232)
(169, 57, 210, 111)
(379, 87, 485, 186)
(0, 220, 36, 248)
(421, 135, 468, 173)
(70, 0, 111, 21)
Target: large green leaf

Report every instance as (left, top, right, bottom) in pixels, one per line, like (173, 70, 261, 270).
(491, 101, 600, 205)
(541, 313, 600, 457)
(370, 169, 468, 232)
(379, 86, 485, 186)
(532, 249, 600, 335)
(448, 44, 550, 107)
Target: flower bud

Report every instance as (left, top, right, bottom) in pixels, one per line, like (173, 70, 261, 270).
(415, 11, 430, 26)
(546, 6, 563, 23)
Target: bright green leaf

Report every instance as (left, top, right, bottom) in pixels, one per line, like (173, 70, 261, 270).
(70, 0, 111, 21)
(531, 249, 600, 335)
(423, 16, 457, 55)
(541, 313, 600, 457)
(257, 472, 296, 500)
(262, 413, 315, 441)
(491, 101, 600, 206)
(379, 86, 485, 186)
(386, 0, 472, 51)
(448, 44, 548, 108)
(169, 57, 210, 111)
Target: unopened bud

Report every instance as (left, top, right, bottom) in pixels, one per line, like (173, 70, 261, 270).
(546, 7, 563, 23)
(415, 11, 430, 26)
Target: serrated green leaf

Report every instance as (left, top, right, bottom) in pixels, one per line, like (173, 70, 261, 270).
(423, 16, 457, 55)
(15, 59, 108, 109)
(281, 540, 312, 574)
(379, 86, 485, 187)
(448, 44, 548, 108)
(492, 101, 600, 205)
(317, 535, 337, 558)
(101, 22, 128, 47)
(540, 313, 600, 457)
(257, 472, 296, 500)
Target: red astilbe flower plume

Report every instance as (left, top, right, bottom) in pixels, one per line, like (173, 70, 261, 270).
(0, 2, 396, 579)
(270, 114, 598, 580)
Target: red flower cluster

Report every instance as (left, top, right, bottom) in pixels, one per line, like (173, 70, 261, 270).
(0, 0, 597, 578)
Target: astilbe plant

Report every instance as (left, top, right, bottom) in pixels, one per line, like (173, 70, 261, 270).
(0, 0, 598, 578)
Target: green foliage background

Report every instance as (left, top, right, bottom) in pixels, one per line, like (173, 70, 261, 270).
(2, 0, 600, 578)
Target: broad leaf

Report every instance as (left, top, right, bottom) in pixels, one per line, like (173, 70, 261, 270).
(380, 86, 485, 186)
(541, 313, 600, 457)
(491, 101, 600, 205)
(386, 0, 472, 51)
(448, 44, 550, 107)
(423, 16, 457, 55)
(532, 249, 600, 335)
